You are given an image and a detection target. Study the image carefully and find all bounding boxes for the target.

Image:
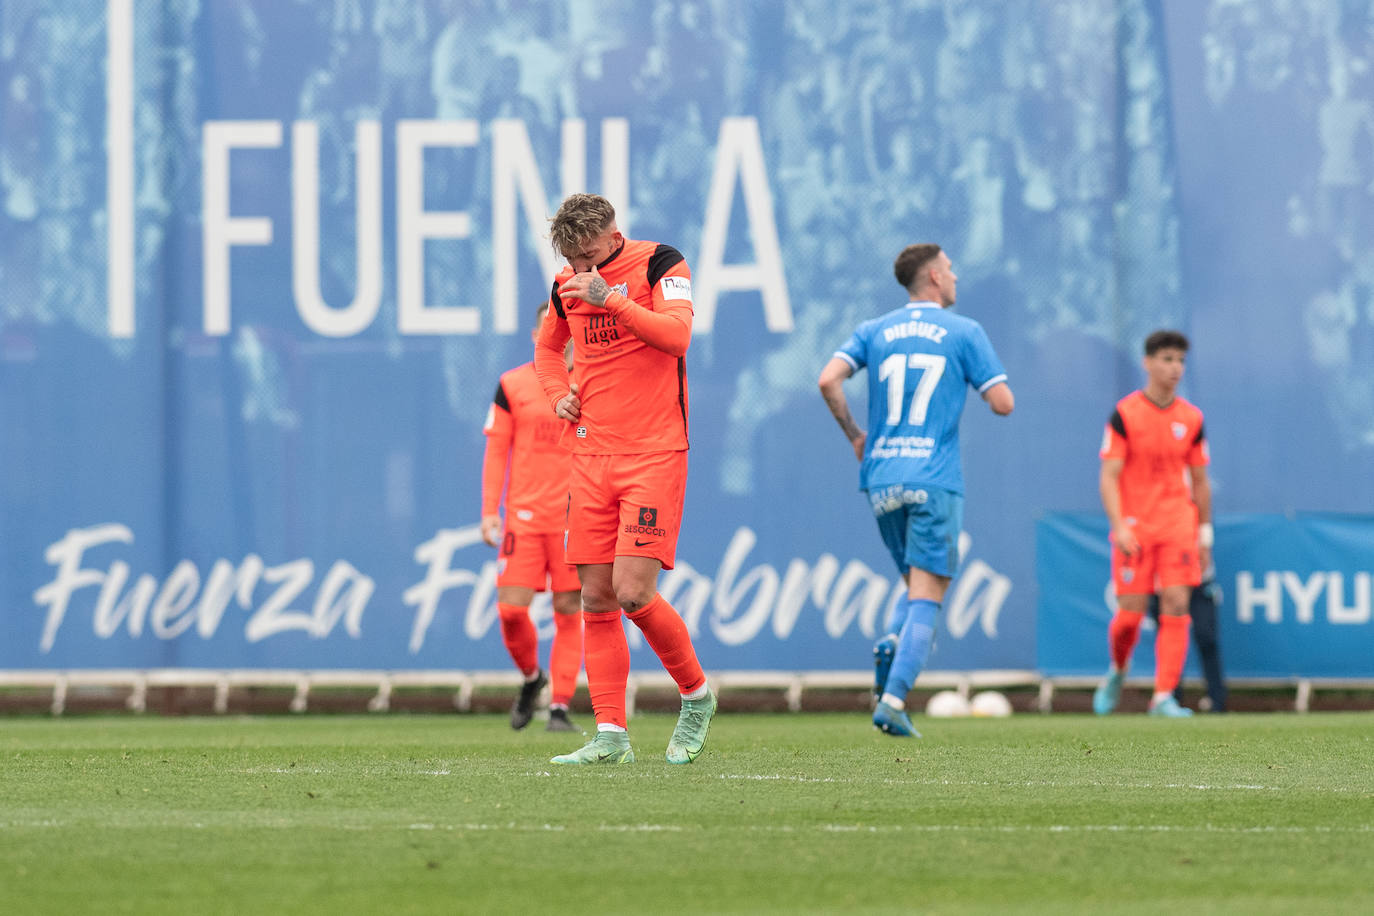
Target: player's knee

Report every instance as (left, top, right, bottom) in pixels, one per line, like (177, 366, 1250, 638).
(578, 586, 617, 614)
(615, 587, 654, 614)
(1161, 598, 1190, 618)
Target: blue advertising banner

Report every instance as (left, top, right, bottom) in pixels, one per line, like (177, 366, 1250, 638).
(1037, 513, 1374, 678)
(2, 2, 1373, 675)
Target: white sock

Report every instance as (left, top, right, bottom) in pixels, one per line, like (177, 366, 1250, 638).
(597, 723, 627, 734)
(880, 693, 905, 710)
(681, 683, 708, 701)
(1150, 691, 1173, 705)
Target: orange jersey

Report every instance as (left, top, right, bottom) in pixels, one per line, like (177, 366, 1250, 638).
(534, 239, 692, 455)
(482, 362, 571, 534)
(1100, 390, 1209, 539)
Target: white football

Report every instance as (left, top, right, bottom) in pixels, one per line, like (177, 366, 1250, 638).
(925, 689, 971, 718)
(969, 690, 1013, 718)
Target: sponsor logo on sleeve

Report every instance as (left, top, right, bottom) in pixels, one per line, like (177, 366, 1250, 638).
(660, 275, 693, 301)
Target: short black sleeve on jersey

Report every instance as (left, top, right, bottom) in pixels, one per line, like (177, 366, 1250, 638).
(493, 380, 510, 411)
(550, 280, 566, 319)
(1109, 409, 1126, 440)
(1194, 422, 1206, 445)
(646, 244, 686, 287)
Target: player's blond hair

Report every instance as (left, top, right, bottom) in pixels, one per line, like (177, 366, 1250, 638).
(549, 193, 617, 256)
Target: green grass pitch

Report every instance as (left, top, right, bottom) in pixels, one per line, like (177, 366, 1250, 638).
(3, 711, 1373, 914)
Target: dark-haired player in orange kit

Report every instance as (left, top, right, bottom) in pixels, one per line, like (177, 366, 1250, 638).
(481, 303, 583, 732)
(1093, 329, 1213, 717)
(534, 193, 715, 765)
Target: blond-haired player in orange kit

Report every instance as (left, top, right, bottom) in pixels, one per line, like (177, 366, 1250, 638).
(481, 303, 583, 733)
(534, 193, 715, 765)
(1093, 329, 1213, 718)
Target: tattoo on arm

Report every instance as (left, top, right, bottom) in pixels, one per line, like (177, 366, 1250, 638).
(587, 276, 610, 306)
(822, 387, 862, 442)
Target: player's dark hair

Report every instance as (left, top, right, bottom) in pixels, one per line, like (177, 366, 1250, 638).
(550, 193, 616, 256)
(1144, 329, 1189, 355)
(893, 243, 943, 292)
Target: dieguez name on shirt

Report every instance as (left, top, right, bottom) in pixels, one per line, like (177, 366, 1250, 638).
(882, 320, 948, 344)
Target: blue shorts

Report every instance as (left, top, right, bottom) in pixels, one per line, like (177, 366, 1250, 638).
(867, 485, 964, 579)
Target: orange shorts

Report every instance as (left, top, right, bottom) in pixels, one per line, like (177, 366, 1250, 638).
(1111, 527, 1201, 596)
(567, 450, 687, 569)
(497, 529, 580, 592)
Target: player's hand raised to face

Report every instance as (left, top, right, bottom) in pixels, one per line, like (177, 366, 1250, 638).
(559, 267, 611, 309)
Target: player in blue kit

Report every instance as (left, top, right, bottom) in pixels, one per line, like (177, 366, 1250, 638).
(819, 243, 1014, 737)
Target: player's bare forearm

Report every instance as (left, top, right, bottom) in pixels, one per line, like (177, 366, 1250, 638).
(819, 377, 864, 462)
(818, 358, 864, 459)
(1192, 466, 1214, 574)
(823, 390, 862, 443)
(1100, 459, 1138, 554)
(1190, 466, 1213, 525)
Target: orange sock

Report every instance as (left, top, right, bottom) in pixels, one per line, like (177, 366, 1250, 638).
(497, 603, 538, 676)
(1108, 609, 1144, 670)
(1155, 614, 1191, 695)
(582, 610, 629, 728)
(549, 610, 583, 707)
(626, 594, 706, 695)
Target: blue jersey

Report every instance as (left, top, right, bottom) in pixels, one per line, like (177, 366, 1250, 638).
(834, 300, 1007, 494)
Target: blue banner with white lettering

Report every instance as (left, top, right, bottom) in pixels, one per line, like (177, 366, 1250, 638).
(1037, 514, 1374, 678)
(2, 2, 1373, 675)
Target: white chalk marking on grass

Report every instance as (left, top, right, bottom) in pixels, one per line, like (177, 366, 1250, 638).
(541, 770, 1296, 792)
(712, 773, 1288, 792)
(4, 820, 1369, 835)
(809, 824, 1374, 835)
(402, 823, 676, 833)
(407, 823, 565, 832)
(240, 766, 453, 776)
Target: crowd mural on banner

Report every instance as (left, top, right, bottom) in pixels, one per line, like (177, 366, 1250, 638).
(1, 1, 1372, 676)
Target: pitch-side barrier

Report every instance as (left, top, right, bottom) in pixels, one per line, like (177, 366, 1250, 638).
(5, 669, 1358, 716)
(1, 668, 1043, 716)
